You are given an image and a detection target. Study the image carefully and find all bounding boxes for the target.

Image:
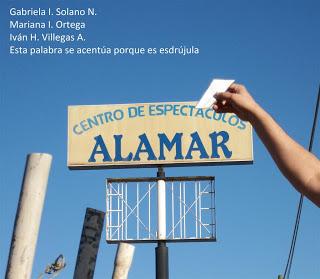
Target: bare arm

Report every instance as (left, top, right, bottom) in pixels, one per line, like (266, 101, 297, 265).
(213, 84, 320, 207)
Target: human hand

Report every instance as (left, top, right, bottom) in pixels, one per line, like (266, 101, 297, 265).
(212, 83, 259, 122)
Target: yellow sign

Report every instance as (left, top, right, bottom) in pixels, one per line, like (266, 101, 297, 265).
(68, 102, 253, 169)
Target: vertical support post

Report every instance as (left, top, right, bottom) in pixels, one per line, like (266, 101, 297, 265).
(137, 183, 140, 239)
(211, 180, 215, 239)
(199, 182, 202, 238)
(195, 182, 198, 238)
(148, 183, 151, 239)
(157, 175, 166, 239)
(183, 182, 186, 238)
(121, 183, 124, 240)
(112, 243, 135, 279)
(156, 166, 169, 279)
(106, 184, 110, 240)
(171, 182, 174, 239)
(156, 242, 169, 279)
(6, 153, 52, 279)
(73, 208, 105, 279)
(179, 183, 182, 238)
(125, 183, 128, 240)
(117, 184, 120, 240)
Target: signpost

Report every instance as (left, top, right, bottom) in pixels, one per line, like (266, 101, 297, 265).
(68, 101, 254, 279)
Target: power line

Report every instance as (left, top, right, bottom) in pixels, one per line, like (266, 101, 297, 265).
(282, 85, 320, 279)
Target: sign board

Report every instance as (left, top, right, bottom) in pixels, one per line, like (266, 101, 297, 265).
(68, 102, 253, 169)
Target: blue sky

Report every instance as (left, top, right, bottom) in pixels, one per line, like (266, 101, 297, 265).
(1, 0, 319, 278)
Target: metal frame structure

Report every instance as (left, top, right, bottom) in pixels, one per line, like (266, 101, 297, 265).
(106, 175, 216, 243)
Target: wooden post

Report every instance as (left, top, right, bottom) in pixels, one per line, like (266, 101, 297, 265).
(73, 208, 105, 279)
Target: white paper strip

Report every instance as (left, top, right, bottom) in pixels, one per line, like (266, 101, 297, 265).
(196, 79, 235, 109)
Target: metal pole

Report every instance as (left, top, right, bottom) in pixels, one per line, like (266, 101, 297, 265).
(157, 171, 166, 240)
(6, 153, 52, 279)
(112, 242, 135, 279)
(156, 166, 169, 279)
(156, 241, 168, 279)
(73, 208, 105, 279)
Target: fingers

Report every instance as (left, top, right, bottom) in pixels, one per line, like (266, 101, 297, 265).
(228, 83, 251, 98)
(214, 92, 234, 102)
(212, 104, 235, 114)
(215, 83, 250, 104)
(228, 83, 245, 93)
(214, 92, 237, 113)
